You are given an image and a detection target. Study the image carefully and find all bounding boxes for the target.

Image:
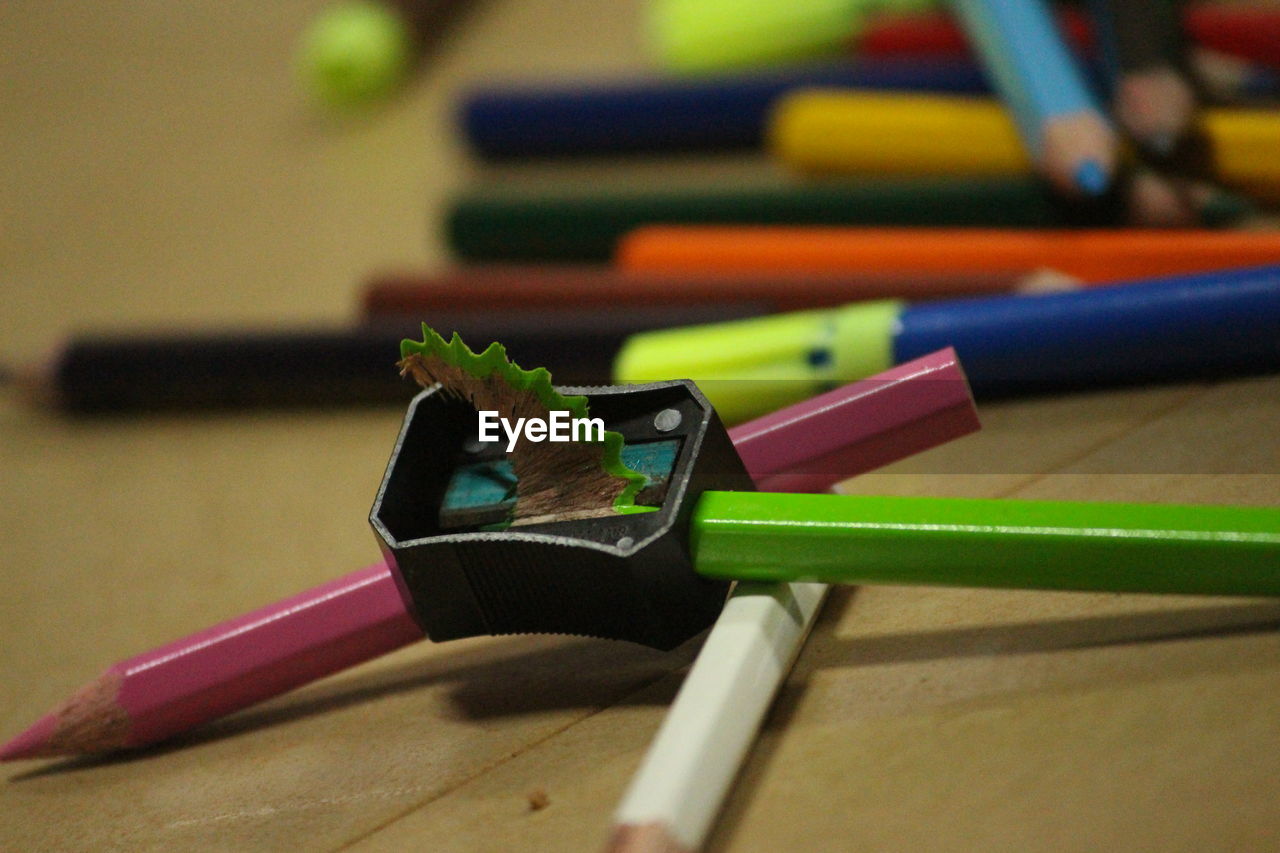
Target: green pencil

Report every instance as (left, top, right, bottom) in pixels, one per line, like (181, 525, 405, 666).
(692, 492, 1280, 596)
(446, 177, 1123, 262)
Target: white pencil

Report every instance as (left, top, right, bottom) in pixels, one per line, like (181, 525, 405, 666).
(605, 580, 829, 853)
(604, 349, 980, 851)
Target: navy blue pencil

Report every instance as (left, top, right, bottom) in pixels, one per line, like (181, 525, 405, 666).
(460, 52, 1280, 162)
(461, 57, 994, 159)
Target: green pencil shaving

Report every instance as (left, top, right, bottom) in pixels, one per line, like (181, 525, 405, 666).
(398, 326, 649, 526)
(691, 492, 1280, 596)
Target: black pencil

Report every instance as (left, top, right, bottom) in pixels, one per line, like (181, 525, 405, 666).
(13, 307, 749, 414)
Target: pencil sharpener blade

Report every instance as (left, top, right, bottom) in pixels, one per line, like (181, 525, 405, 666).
(369, 380, 753, 650)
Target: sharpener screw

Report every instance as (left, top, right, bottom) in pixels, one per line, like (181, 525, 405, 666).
(654, 409, 681, 432)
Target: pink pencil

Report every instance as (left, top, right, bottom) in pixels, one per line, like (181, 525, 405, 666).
(0, 566, 423, 758)
(1, 348, 975, 760)
(730, 353, 976, 493)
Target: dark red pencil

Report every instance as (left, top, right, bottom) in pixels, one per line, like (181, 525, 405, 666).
(361, 265, 1054, 318)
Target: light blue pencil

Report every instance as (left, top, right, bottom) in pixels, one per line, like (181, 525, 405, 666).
(950, 0, 1118, 196)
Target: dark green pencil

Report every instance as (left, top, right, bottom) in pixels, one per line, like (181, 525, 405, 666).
(445, 176, 1128, 262)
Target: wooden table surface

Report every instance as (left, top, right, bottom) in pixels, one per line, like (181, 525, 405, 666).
(2, 2, 1278, 850)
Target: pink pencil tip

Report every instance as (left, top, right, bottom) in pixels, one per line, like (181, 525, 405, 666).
(0, 713, 59, 761)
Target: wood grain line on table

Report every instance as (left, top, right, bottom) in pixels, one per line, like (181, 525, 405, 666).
(328, 663, 690, 853)
(705, 379, 1280, 851)
(948, 383, 1208, 495)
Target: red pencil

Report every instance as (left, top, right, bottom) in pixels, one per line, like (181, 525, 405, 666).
(1, 348, 976, 759)
(1188, 5, 1280, 72)
(859, 7, 1089, 57)
(858, 5, 1280, 70)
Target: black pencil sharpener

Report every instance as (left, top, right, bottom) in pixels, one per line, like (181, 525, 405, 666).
(370, 380, 754, 650)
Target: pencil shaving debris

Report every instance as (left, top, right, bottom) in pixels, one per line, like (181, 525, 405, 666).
(527, 789, 550, 811)
(398, 326, 646, 521)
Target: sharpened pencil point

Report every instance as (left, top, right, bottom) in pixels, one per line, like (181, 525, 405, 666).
(0, 669, 131, 758)
(0, 714, 58, 761)
(605, 822, 691, 853)
(1073, 159, 1109, 196)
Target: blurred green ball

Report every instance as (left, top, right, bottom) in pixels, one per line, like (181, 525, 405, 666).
(296, 1, 413, 109)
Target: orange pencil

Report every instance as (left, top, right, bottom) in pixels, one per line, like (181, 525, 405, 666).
(616, 227, 1280, 284)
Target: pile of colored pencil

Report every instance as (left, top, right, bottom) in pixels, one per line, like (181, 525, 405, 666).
(12, 6, 1280, 853)
(33, 0, 1280, 413)
(380, 0, 1280, 412)
(397, 3, 1280, 850)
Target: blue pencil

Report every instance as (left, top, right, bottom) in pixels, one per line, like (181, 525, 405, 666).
(615, 265, 1280, 421)
(460, 58, 994, 159)
(891, 264, 1280, 397)
(950, 0, 1118, 196)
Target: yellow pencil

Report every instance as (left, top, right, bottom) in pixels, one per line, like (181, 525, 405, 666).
(769, 90, 1280, 196)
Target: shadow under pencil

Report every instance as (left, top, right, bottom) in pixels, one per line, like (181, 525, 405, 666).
(14, 597, 1279, 783)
